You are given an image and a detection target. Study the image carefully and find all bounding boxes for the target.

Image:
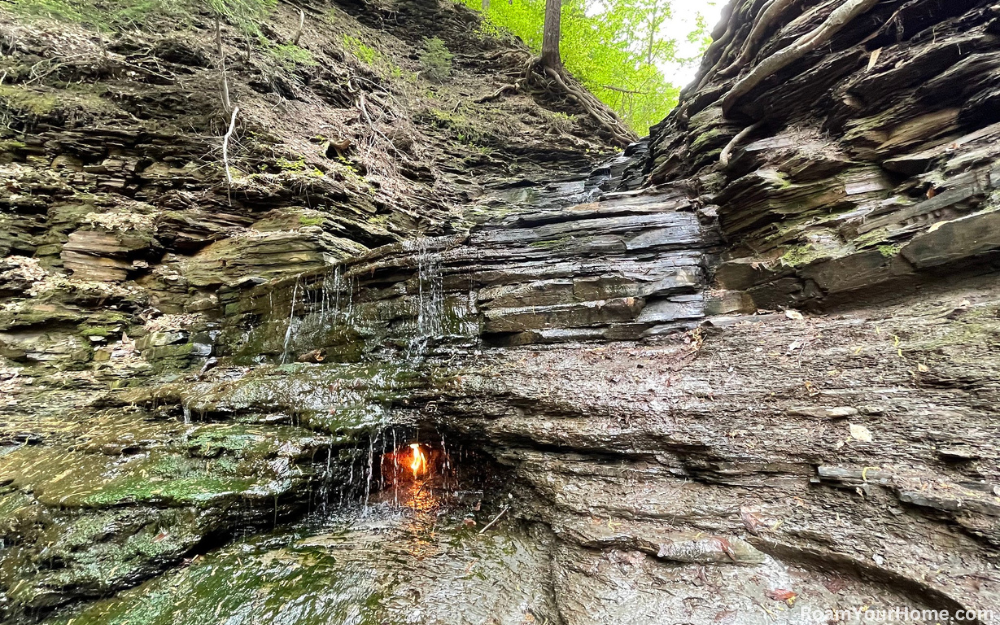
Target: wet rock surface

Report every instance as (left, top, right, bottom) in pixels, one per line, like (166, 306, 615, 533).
(3, 0, 1000, 623)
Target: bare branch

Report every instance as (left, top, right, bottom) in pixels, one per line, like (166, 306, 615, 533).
(222, 105, 240, 190)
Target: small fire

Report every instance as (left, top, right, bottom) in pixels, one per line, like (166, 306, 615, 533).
(409, 443, 427, 478)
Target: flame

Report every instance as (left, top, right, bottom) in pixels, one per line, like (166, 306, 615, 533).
(409, 443, 427, 478)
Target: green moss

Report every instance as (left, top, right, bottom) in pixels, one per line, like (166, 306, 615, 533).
(853, 226, 893, 250)
(80, 453, 262, 508)
(0, 84, 58, 116)
(877, 243, 903, 258)
(416, 108, 491, 146)
(779, 244, 826, 267)
(0, 139, 27, 151)
(528, 236, 574, 249)
(77, 324, 118, 338)
(10, 0, 274, 35)
(53, 537, 389, 625)
(299, 214, 325, 227)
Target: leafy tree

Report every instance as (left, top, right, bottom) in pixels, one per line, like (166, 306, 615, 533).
(462, 0, 710, 135)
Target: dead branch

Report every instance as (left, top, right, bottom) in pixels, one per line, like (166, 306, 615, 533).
(291, 9, 305, 46)
(722, 0, 881, 116)
(215, 17, 232, 113)
(222, 105, 240, 189)
(720, 120, 764, 167)
(601, 84, 650, 95)
(479, 505, 510, 534)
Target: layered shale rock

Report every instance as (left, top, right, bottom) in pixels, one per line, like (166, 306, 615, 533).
(4, 0, 1000, 623)
(646, 0, 1000, 311)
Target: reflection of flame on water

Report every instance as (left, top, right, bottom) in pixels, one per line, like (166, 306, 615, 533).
(409, 443, 427, 478)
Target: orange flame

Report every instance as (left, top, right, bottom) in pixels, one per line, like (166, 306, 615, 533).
(409, 443, 427, 478)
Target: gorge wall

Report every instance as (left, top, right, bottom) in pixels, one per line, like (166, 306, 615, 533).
(1, 0, 999, 623)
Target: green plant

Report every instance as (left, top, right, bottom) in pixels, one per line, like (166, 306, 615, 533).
(10, 0, 182, 31)
(342, 34, 378, 65)
(204, 0, 277, 37)
(419, 37, 453, 83)
(267, 42, 316, 69)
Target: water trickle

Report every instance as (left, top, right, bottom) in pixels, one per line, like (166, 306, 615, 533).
(363, 434, 375, 514)
(280, 278, 300, 364)
(416, 239, 445, 337)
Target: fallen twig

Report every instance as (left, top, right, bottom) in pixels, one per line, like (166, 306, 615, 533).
(478, 505, 510, 534)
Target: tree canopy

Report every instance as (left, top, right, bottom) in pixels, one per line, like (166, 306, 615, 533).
(462, 0, 712, 135)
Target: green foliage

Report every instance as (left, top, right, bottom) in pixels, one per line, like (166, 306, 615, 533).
(342, 34, 379, 65)
(461, 0, 710, 135)
(204, 0, 276, 37)
(267, 42, 316, 69)
(419, 37, 454, 83)
(417, 108, 489, 146)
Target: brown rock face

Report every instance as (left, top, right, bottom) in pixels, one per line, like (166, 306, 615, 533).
(4, 1, 1000, 623)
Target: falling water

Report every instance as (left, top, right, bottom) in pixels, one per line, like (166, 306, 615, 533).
(405, 239, 446, 361)
(363, 434, 375, 514)
(280, 278, 300, 364)
(392, 429, 399, 506)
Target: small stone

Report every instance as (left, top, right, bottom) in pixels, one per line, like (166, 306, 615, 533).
(849, 423, 873, 443)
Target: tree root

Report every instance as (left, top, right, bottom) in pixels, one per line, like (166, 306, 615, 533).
(475, 83, 519, 104)
(471, 57, 638, 148)
(691, 1, 745, 94)
(535, 62, 637, 148)
(718, 0, 802, 78)
(722, 0, 881, 116)
(720, 120, 764, 168)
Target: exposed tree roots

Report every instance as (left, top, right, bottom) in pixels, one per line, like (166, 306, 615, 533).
(718, 0, 803, 78)
(720, 120, 764, 167)
(533, 61, 637, 148)
(722, 0, 881, 116)
(473, 57, 638, 148)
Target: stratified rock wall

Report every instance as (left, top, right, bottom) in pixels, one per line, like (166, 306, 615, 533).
(647, 0, 1000, 310)
(4, 1, 1000, 623)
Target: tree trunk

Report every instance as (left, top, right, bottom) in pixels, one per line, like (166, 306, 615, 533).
(541, 0, 562, 68)
(482, 0, 490, 10)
